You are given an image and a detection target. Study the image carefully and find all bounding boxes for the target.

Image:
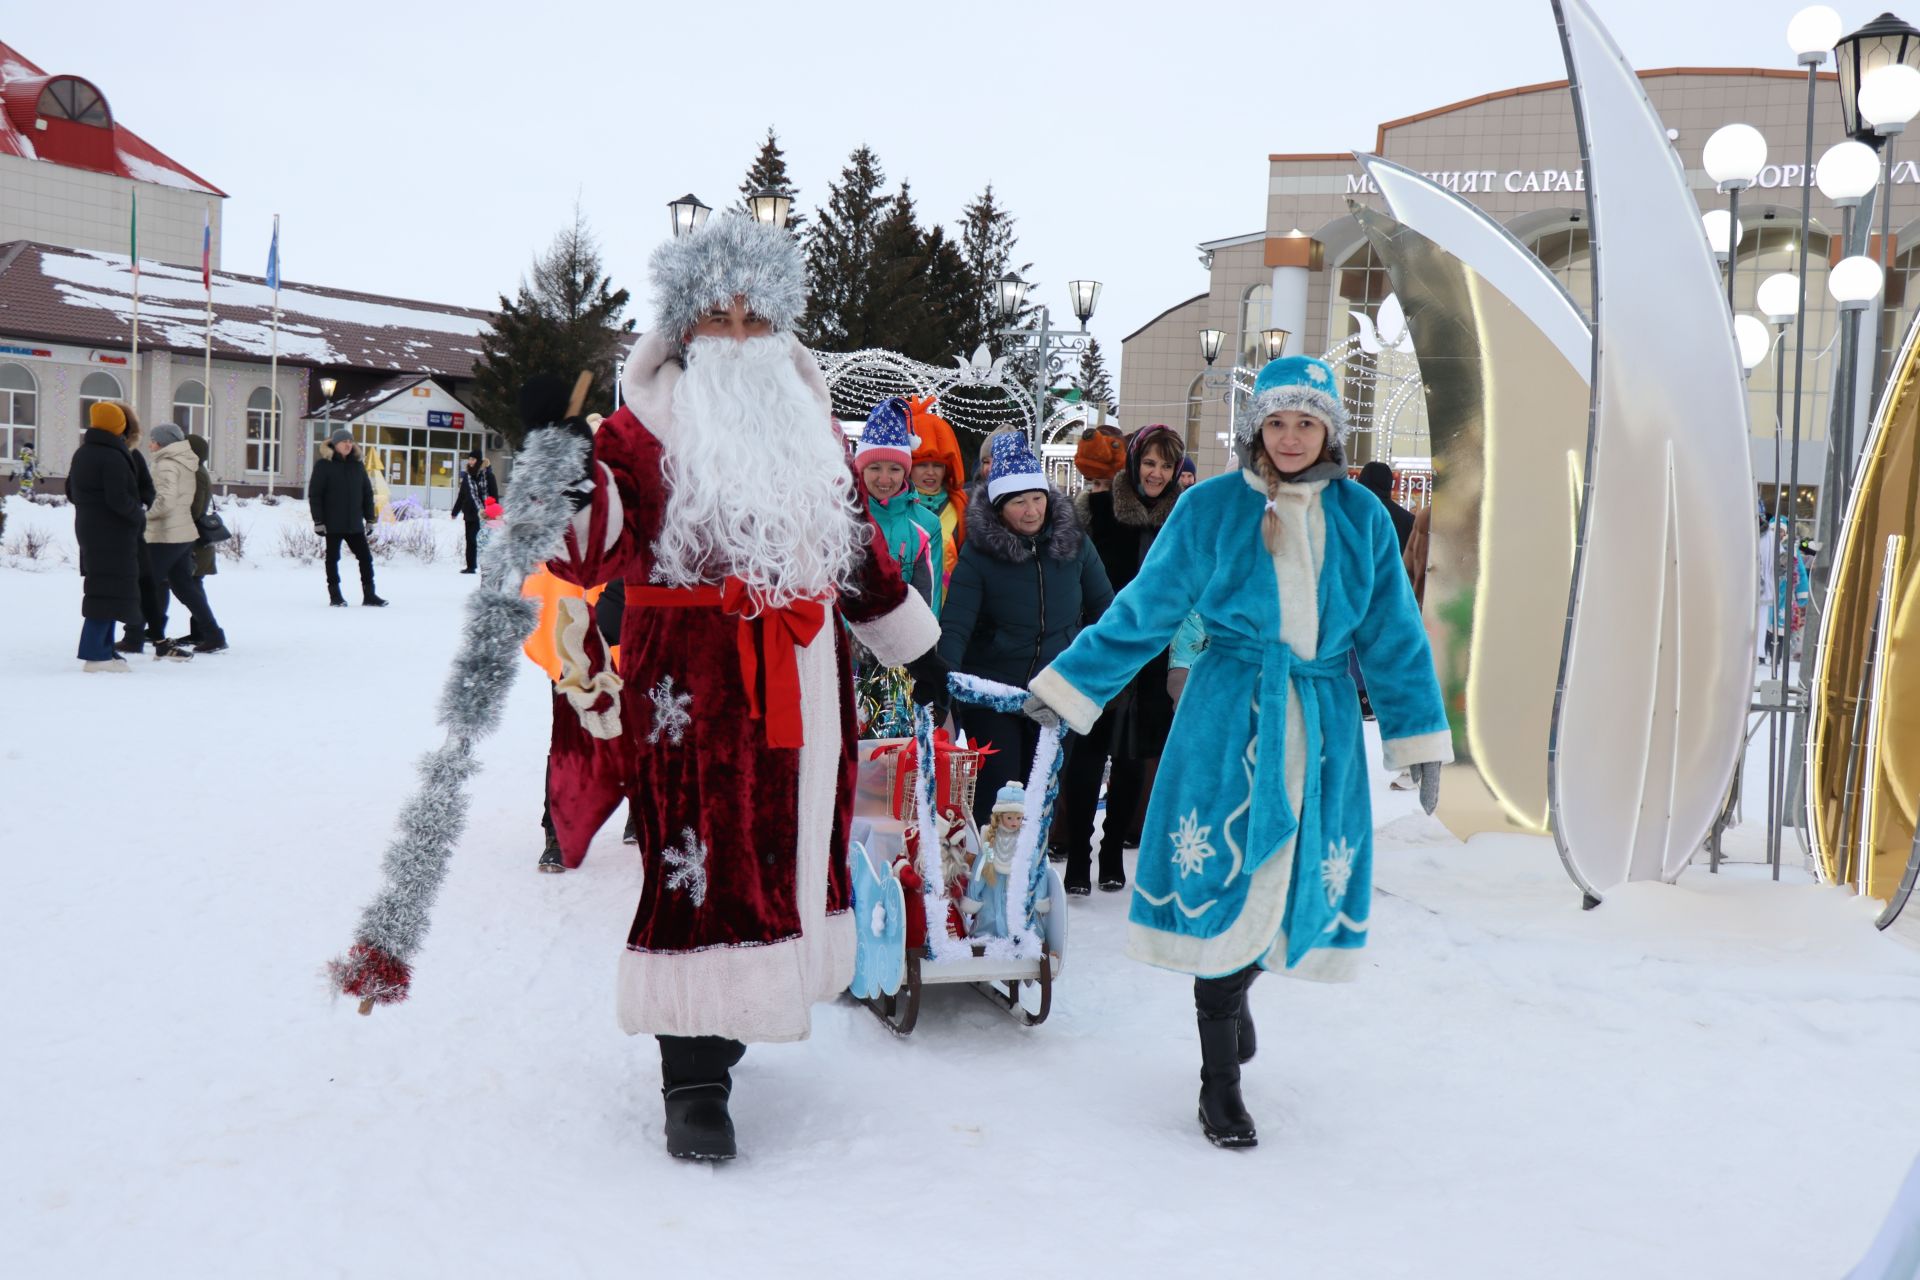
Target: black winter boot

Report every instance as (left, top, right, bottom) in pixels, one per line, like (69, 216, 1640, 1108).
(1238, 983, 1258, 1065)
(658, 1036, 745, 1161)
(362, 593, 389, 608)
(1195, 970, 1259, 1148)
(538, 832, 564, 873)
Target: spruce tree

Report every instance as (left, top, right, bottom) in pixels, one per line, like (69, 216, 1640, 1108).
(863, 181, 928, 353)
(734, 126, 805, 236)
(470, 206, 635, 447)
(908, 224, 978, 365)
(957, 184, 1036, 356)
(801, 146, 890, 352)
(1077, 336, 1115, 412)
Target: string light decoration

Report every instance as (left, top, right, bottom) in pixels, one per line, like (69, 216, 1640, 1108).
(816, 347, 1039, 440)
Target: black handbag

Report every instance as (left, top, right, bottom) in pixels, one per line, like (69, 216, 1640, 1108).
(195, 510, 232, 544)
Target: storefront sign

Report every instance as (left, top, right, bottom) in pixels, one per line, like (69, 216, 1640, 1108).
(0, 343, 52, 359)
(88, 351, 129, 365)
(427, 410, 465, 429)
(1346, 159, 1920, 197)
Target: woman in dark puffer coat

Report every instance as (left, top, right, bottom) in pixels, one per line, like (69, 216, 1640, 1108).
(937, 433, 1113, 838)
(67, 401, 147, 671)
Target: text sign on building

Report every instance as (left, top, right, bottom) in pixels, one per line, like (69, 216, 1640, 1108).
(427, 410, 466, 429)
(1344, 160, 1920, 197)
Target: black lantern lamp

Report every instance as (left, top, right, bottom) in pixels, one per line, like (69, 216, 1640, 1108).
(1836, 12, 1920, 144)
(1067, 279, 1102, 327)
(995, 272, 1030, 323)
(1199, 328, 1227, 367)
(1259, 328, 1291, 362)
(668, 193, 711, 239)
(747, 187, 792, 230)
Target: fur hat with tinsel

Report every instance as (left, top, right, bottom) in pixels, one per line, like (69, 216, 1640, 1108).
(986, 432, 1047, 505)
(992, 781, 1026, 816)
(856, 397, 919, 471)
(648, 213, 807, 354)
(1234, 355, 1351, 466)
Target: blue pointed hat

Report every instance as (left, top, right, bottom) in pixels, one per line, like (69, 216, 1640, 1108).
(856, 397, 919, 469)
(986, 432, 1047, 504)
(1235, 355, 1350, 464)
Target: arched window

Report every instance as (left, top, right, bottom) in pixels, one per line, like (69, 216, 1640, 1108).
(173, 380, 211, 435)
(37, 77, 111, 127)
(0, 363, 36, 461)
(79, 370, 122, 430)
(1237, 284, 1272, 370)
(246, 387, 282, 474)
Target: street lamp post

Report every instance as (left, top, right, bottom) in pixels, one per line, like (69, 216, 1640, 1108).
(994, 273, 1101, 440)
(1859, 63, 1920, 404)
(667, 194, 712, 240)
(747, 187, 793, 230)
(1705, 124, 1768, 314)
(320, 375, 338, 467)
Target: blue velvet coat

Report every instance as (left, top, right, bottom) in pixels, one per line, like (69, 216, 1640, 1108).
(1030, 469, 1450, 981)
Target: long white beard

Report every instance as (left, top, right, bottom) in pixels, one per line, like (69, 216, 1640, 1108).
(652, 334, 862, 607)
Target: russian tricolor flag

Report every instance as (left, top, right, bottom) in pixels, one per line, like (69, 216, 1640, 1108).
(201, 207, 211, 291)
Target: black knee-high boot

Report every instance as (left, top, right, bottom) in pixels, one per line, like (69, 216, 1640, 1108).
(1237, 969, 1259, 1064)
(657, 1035, 745, 1161)
(1194, 967, 1260, 1148)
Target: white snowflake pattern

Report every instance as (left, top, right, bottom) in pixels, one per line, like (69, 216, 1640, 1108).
(647, 676, 693, 745)
(1321, 837, 1358, 906)
(1169, 810, 1217, 878)
(661, 827, 709, 907)
(1306, 363, 1330, 385)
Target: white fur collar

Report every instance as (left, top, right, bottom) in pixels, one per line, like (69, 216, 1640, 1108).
(618, 330, 835, 446)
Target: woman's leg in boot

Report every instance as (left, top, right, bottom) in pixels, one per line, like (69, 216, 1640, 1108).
(1097, 751, 1148, 890)
(657, 1035, 745, 1160)
(1194, 966, 1261, 1147)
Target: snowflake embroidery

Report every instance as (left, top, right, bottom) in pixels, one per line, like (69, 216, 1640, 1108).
(1169, 811, 1217, 878)
(1321, 837, 1358, 906)
(661, 827, 709, 907)
(1306, 363, 1330, 385)
(647, 676, 693, 745)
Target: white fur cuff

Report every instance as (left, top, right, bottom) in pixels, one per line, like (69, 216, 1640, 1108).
(850, 591, 938, 668)
(1029, 666, 1101, 738)
(1382, 729, 1455, 771)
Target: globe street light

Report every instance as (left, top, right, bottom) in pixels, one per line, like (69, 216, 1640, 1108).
(1830, 254, 1887, 308)
(667, 194, 711, 240)
(1816, 140, 1882, 207)
(1758, 272, 1802, 326)
(1735, 314, 1772, 372)
(1702, 209, 1745, 264)
(1790, 5, 1845, 63)
(1706, 123, 1767, 314)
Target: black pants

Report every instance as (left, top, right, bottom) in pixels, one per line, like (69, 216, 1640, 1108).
(958, 703, 1040, 831)
(462, 514, 480, 572)
(1056, 704, 1146, 884)
(128, 539, 165, 642)
(658, 1035, 745, 1090)
(149, 541, 220, 639)
(324, 530, 377, 601)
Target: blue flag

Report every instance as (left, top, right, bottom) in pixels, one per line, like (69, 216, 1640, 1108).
(265, 215, 280, 293)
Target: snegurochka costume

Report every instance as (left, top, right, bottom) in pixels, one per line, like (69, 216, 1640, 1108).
(1027, 354, 1452, 1149)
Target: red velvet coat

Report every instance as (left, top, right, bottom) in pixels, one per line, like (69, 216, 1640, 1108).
(548, 356, 938, 1043)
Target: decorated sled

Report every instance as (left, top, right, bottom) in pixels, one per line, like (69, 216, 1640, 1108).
(848, 676, 1068, 1035)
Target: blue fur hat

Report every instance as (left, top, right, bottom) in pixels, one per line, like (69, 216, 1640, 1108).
(992, 781, 1026, 814)
(1235, 355, 1350, 465)
(986, 432, 1047, 504)
(856, 397, 919, 470)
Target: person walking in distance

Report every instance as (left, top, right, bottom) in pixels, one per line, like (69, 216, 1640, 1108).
(114, 412, 165, 656)
(308, 427, 387, 607)
(451, 447, 499, 575)
(144, 422, 225, 658)
(67, 401, 146, 673)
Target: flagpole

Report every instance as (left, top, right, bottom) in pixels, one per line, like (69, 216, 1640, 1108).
(202, 203, 214, 474)
(266, 213, 280, 498)
(129, 191, 139, 420)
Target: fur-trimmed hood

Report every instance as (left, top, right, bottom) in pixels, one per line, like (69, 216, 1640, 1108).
(616, 329, 835, 447)
(965, 486, 1082, 564)
(1109, 469, 1178, 529)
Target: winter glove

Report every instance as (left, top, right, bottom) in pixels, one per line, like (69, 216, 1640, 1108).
(1021, 693, 1061, 730)
(519, 374, 596, 512)
(1413, 761, 1442, 816)
(312, 522, 326, 537)
(903, 649, 950, 713)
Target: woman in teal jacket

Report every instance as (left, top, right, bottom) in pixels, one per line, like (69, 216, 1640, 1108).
(1026, 356, 1451, 1150)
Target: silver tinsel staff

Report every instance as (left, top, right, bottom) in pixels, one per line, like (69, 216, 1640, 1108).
(328, 375, 591, 1014)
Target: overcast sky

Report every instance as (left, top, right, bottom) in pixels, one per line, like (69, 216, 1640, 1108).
(7, 0, 1849, 357)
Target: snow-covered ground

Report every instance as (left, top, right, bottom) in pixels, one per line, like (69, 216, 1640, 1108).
(6, 493, 1920, 1278)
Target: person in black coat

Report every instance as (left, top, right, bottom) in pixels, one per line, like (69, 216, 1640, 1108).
(1356, 460, 1414, 551)
(1057, 423, 1186, 891)
(938, 470, 1113, 844)
(449, 447, 499, 574)
(308, 428, 386, 607)
(66, 401, 146, 671)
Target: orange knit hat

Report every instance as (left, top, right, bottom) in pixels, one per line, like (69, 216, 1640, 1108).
(89, 401, 128, 435)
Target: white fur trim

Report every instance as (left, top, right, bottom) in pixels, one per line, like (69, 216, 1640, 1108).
(614, 610, 854, 1042)
(1266, 479, 1328, 659)
(1028, 666, 1101, 737)
(849, 589, 938, 668)
(553, 596, 624, 740)
(1381, 729, 1455, 771)
(987, 471, 1047, 503)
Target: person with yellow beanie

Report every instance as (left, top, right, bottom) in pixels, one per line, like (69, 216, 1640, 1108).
(66, 401, 146, 671)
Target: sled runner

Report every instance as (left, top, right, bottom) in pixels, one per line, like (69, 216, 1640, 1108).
(848, 677, 1068, 1035)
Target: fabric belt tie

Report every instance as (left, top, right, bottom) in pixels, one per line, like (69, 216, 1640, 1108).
(627, 579, 827, 748)
(1202, 634, 1350, 880)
